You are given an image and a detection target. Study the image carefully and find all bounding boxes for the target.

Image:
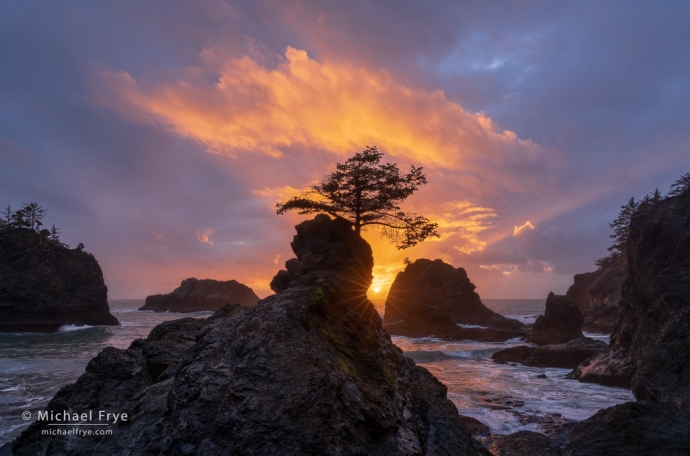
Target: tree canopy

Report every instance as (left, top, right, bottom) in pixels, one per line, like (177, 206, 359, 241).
(276, 146, 439, 249)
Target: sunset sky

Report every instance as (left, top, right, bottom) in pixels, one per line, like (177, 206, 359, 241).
(2, 1, 689, 304)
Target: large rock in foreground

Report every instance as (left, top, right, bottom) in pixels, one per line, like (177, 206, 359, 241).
(524, 293, 583, 346)
(573, 192, 690, 405)
(484, 430, 563, 456)
(563, 401, 690, 456)
(12, 216, 490, 455)
(383, 259, 524, 340)
(140, 278, 259, 312)
(0, 227, 118, 332)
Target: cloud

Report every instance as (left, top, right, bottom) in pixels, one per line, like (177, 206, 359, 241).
(91, 46, 551, 190)
(513, 220, 535, 236)
(193, 228, 214, 246)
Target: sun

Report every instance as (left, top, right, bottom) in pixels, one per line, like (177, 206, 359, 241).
(372, 286, 382, 293)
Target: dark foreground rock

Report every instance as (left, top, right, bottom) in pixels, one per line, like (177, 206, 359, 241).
(383, 259, 525, 341)
(573, 192, 690, 405)
(484, 430, 563, 456)
(459, 416, 491, 440)
(140, 277, 259, 312)
(12, 215, 490, 456)
(581, 304, 620, 333)
(0, 227, 118, 332)
(564, 401, 690, 456)
(524, 293, 583, 346)
(492, 337, 607, 369)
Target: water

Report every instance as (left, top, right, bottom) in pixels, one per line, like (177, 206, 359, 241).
(0, 300, 213, 445)
(0, 298, 633, 445)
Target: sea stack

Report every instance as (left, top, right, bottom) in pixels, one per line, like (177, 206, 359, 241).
(11, 215, 490, 455)
(139, 278, 259, 312)
(383, 258, 524, 341)
(524, 292, 584, 345)
(0, 226, 119, 332)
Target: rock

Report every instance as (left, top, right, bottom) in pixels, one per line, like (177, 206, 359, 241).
(564, 401, 690, 456)
(0, 227, 119, 332)
(525, 293, 583, 346)
(566, 256, 627, 312)
(12, 215, 491, 456)
(581, 304, 621, 333)
(459, 415, 491, 439)
(382, 258, 524, 340)
(573, 192, 690, 405)
(484, 430, 563, 456)
(493, 338, 607, 369)
(139, 278, 259, 312)
(270, 214, 373, 299)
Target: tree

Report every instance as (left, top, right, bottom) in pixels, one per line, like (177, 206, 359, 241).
(21, 202, 47, 231)
(606, 196, 638, 260)
(668, 172, 690, 197)
(276, 146, 439, 249)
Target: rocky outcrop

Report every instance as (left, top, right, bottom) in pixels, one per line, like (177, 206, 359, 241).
(573, 192, 690, 406)
(140, 278, 259, 312)
(563, 401, 690, 455)
(492, 337, 607, 369)
(484, 431, 563, 456)
(567, 256, 627, 312)
(383, 259, 524, 340)
(581, 304, 620, 333)
(12, 215, 490, 455)
(0, 227, 118, 332)
(524, 293, 583, 346)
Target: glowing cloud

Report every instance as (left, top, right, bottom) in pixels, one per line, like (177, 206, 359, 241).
(92, 47, 547, 179)
(513, 221, 535, 236)
(194, 228, 214, 246)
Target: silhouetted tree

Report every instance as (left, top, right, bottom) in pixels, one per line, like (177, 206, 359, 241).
(607, 196, 638, 259)
(276, 146, 439, 249)
(21, 202, 47, 231)
(668, 172, 690, 197)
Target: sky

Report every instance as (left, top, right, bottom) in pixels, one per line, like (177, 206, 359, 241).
(2, 1, 689, 305)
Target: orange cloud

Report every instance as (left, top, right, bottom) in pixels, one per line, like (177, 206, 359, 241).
(193, 228, 214, 246)
(91, 47, 548, 179)
(513, 220, 535, 236)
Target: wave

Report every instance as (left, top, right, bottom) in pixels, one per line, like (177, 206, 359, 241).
(456, 324, 488, 329)
(57, 324, 93, 333)
(405, 347, 504, 362)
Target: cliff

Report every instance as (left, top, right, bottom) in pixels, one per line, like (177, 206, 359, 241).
(0, 227, 118, 332)
(140, 278, 259, 312)
(11, 215, 490, 455)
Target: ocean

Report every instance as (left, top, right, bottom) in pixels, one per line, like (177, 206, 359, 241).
(0, 298, 634, 445)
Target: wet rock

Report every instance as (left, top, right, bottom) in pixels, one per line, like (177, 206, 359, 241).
(383, 258, 525, 340)
(525, 293, 583, 346)
(573, 192, 690, 405)
(484, 430, 563, 456)
(493, 338, 607, 369)
(564, 401, 690, 456)
(12, 215, 491, 456)
(460, 415, 491, 439)
(0, 227, 119, 332)
(140, 278, 259, 312)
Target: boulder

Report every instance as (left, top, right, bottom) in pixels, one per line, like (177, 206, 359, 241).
(573, 192, 690, 405)
(492, 338, 607, 369)
(139, 278, 259, 312)
(12, 215, 491, 456)
(524, 293, 583, 345)
(383, 259, 524, 340)
(483, 430, 563, 456)
(459, 415, 491, 439)
(564, 401, 690, 456)
(0, 227, 118, 332)
(566, 256, 627, 313)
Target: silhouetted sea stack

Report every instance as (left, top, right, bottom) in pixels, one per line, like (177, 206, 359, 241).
(383, 258, 525, 341)
(524, 293, 584, 345)
(139, 278, 259, 312)
(11, 215, 491, 455)
(0, 227, 118, 332)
